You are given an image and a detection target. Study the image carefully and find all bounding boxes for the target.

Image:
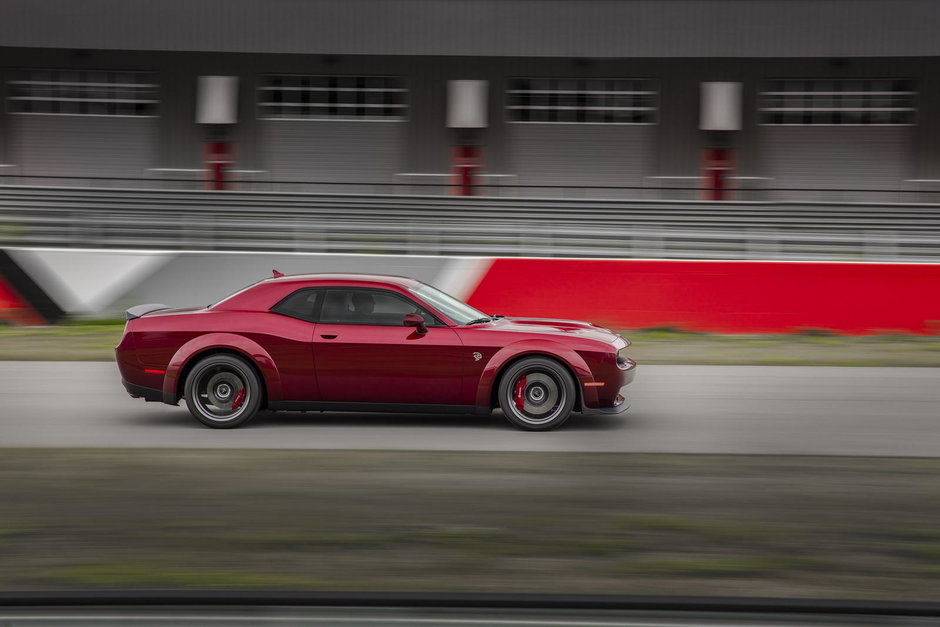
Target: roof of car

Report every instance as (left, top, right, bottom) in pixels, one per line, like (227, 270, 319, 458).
(261, 272, 423, 288)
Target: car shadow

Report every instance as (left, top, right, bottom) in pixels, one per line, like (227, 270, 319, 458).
(564, 414, 631, 431)
(122, 405, 200, 428)
(247, 409, 628, 431)
(249, 409, 508, 429)
(126, 406, 630, 432)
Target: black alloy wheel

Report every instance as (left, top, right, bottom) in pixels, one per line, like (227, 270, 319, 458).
(498, 356, 576, 431)
(184, 354, 262, 428)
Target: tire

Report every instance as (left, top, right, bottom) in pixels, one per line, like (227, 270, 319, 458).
(497, 356, 576, 431)
(184, 354, 263, 429)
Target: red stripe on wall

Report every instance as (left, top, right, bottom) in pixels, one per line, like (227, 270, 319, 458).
(465, 259, 940, 335)
(0, 276, 45, 326)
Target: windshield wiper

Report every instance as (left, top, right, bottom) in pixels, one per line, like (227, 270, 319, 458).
(465, 317, 492, 325)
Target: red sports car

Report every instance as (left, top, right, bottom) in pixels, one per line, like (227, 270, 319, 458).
(115, 273, 637, 430)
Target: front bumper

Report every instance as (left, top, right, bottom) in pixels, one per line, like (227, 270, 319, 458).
(580, 383, 632, 415)
(580, 355, 636, 414)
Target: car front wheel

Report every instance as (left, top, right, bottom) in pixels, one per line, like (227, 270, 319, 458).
(498, 356, 576, 431)
(184, 354, 262, 429)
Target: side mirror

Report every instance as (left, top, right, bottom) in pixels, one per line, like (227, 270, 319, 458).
(403, 313, 428, 335)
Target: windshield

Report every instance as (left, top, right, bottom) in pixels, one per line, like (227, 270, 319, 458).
(410, 283, 489, 326)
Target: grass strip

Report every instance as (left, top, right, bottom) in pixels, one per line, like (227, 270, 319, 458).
(0, 450, 939, 600)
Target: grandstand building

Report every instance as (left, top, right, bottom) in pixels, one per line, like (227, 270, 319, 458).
(1, 0, 940, 199)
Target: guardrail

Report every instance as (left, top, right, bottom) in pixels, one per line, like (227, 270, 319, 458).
(5, 173, 940, 203)
(1, 184, 939, 260)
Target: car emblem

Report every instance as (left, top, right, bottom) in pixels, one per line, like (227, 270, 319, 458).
(472, 352, 482, 361)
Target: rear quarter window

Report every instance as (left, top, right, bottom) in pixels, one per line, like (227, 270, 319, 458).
(270, 288, 323, 323)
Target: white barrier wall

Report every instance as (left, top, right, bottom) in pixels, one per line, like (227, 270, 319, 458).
(4, 248, 490, 318)
(7, 247, 940, 334)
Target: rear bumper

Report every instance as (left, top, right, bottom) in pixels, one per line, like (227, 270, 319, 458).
(122, 380, 164, 403)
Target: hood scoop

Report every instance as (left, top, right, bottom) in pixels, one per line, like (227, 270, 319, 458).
(505, 317, 604, 332)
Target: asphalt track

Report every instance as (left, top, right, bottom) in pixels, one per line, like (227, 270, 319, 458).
(0, 362, 938, 457)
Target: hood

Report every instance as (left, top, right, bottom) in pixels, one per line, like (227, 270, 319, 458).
(486, 316, 628, 346)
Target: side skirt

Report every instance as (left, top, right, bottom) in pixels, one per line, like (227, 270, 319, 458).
(267, 401, 492, 416)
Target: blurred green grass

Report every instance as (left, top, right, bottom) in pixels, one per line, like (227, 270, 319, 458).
(2, 320, 940, 365)
(1, 450, 939, 599)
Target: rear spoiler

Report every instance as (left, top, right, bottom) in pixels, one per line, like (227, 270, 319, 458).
(126, 303, 170, 320)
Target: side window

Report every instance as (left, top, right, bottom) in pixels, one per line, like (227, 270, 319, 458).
(320, 289, 441, 326)
(270, 288, 323, 323)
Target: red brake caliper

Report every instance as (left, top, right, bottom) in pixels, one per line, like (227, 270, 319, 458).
(231, 388, 246, 411)
(514, 375, 526, 412)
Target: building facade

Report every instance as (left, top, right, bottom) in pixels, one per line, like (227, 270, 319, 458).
(2, 0, 940, 199)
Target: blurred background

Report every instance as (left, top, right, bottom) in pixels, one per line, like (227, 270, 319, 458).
(1, 0, 940, 623)
(0, 0, 939, 330)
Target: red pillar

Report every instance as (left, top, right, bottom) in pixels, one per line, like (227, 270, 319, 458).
(701, 148, 735, 201)
(204, 141, 234, 191)
(450, 145, 483, 196)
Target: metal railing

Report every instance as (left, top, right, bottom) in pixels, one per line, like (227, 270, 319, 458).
(6, 172, 940, 203)
(1, 183, 939, 261)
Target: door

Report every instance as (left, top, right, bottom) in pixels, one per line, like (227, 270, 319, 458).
(510, 124, 654, 198)
(13, 115, 156, 180)
(312, 288, 463, 404)
(262, 120, 403, 189)
(761, 126, 910, 201)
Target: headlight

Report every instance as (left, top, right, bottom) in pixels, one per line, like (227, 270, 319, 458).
(616, 350, 630, 369)
(617, 338, 636, 370)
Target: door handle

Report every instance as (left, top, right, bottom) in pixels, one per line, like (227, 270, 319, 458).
(320, 334, 338, 339)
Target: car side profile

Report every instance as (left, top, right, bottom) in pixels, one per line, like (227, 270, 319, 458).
(115, 273, 637, 430)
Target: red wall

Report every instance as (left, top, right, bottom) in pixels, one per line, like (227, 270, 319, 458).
(466, 259, 940, 335)
(0, 277, 44, 326)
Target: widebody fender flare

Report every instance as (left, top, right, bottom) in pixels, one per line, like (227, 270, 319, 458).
(162, 333, 282, 405)
(474, 339, 597, 408)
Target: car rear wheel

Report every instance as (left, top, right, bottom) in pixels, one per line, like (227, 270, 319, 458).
(498, 356, 576, 431)
(184, 354, 262, 429)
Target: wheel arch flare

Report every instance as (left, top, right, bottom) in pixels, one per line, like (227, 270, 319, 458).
(475, 339, 593, 409)
(163, 333, 282, 405)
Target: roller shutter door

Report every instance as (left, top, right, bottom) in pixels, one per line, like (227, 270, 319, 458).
(262, 121, 404, 184)
(762, 127, 911, 200)
(12, 116, 156, 179)
(509, 125, 654, 196)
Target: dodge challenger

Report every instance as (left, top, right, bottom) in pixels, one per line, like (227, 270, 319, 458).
(115, 272, 637, 430)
